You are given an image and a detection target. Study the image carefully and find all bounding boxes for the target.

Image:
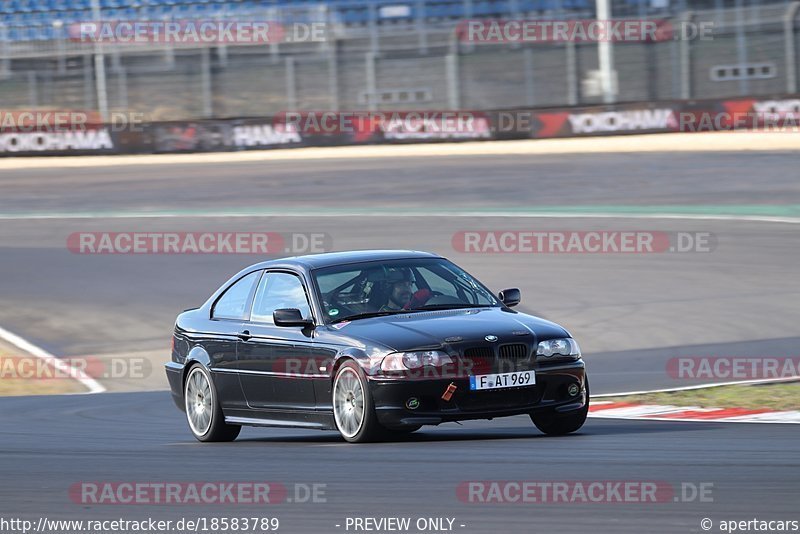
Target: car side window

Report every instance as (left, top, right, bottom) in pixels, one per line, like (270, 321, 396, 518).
(251, 272, 312, 324)
(212, 271, 261, 320)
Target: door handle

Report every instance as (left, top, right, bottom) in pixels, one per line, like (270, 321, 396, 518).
(237, 330, 251, 341)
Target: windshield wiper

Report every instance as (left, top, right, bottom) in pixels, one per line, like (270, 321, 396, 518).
(333, 310, 408, 322)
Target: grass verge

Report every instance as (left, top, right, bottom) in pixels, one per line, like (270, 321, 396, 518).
(0, 351, 87, 396)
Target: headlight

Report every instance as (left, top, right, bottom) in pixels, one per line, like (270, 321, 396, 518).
(537, 338, 581, 359)
(381, 351, 453, 371)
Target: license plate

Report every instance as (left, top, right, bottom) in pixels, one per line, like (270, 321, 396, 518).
(469, 371, 535, 390)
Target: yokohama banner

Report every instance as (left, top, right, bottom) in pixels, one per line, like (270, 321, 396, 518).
(529, 95, 800, 138)
(1, 95, 797, 156)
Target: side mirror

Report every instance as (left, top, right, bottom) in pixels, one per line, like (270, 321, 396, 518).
(273, 308, 314, 328)
(498, 288, 521, 308)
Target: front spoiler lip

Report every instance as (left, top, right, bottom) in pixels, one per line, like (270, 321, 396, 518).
(374, 391, 588, 426)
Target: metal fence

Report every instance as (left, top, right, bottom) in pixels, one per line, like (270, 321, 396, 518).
(1, 2, 799, 120)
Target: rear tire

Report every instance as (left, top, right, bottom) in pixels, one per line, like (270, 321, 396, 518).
(531, 378, 589, 436)
(184, 364, 240, 442)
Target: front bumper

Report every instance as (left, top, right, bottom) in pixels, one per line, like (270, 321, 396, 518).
(369, 360, 586, 428)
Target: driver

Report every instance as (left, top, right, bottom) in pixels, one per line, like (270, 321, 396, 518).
(379, 268, 416, 311)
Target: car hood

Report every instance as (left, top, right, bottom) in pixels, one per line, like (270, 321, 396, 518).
(324, 307, 570, 352)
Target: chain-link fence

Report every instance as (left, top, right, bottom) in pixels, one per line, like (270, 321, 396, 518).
(1, 2, 799, 120)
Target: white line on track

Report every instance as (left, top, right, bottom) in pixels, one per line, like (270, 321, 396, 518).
(593, 376, 799, 398)
(0, 211, 798, 224)
(588, 414, 800, 424)
(0, 325, 106, 394)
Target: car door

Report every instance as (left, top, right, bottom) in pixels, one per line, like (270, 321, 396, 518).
(207, 270, 262, 409)
(236, 270, 318, 411)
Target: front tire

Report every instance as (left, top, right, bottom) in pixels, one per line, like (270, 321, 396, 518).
(332, 361, 383, 443)
(531, 379, 589, 435)
(184, 364, 240, 442)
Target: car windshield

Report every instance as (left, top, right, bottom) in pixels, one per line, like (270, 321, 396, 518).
(313, 258, 499, 323)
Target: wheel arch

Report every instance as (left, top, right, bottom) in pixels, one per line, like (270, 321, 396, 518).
(330, 348, 373, 383)
(181, 346, 213, 392)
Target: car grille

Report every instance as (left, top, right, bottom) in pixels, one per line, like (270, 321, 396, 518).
(462, 343, 531, 374)
(463, 347, 494, 375)
(499, 343, 529, 359)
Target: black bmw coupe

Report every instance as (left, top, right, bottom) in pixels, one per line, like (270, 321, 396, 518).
(166, 250, 588, 443)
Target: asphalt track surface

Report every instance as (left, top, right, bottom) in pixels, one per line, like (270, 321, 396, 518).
(1, 391, 798, 534)
(0, 148, 798, 533)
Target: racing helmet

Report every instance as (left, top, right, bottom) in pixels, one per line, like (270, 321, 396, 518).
(384, 267, 415, 285)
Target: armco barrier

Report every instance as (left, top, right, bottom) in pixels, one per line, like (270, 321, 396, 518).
(0, 95, 797, 156)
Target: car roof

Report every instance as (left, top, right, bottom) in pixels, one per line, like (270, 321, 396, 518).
(251, 249, 443, 271)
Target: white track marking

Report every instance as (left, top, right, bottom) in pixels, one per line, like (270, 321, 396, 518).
(590, 413, 800, 424)
(593, 376, 799, 398)
(722, 411, 800, 422)
(0, 211, 798, 225)
(589, 404, 800, 424)
(0, 325, 106, 394)
(591, 405, 691, 417)
(591, 378, 800, 424)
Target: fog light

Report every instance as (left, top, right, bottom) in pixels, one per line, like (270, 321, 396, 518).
(567, 383, 580, 397)
(405, 397, 420, 410)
